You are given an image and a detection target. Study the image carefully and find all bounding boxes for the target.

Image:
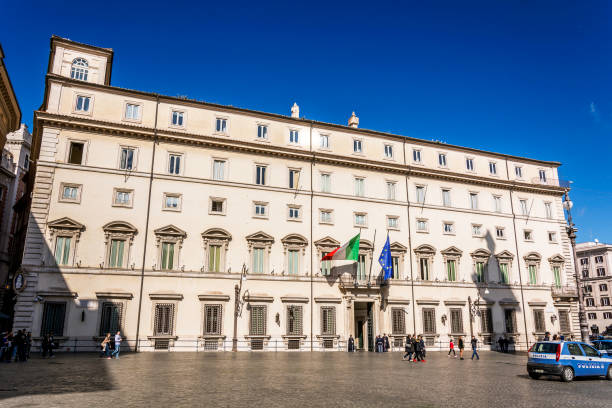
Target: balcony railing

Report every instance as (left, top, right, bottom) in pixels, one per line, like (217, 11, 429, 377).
(551, 285, 578, 298)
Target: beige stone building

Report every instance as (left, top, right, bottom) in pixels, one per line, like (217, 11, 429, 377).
(13, 36, 579, 351)
(576, 241, 612, 335)
(0, 43, 21, 150)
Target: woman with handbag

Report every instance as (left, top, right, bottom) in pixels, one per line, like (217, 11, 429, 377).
(101, 333, 112, 359)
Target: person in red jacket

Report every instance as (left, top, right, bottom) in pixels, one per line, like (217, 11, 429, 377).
(448, 338, 456, 357)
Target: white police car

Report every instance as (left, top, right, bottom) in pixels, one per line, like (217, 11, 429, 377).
(527, 341, 612, 382)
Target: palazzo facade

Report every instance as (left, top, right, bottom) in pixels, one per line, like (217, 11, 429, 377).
(13, 36, 579, 351)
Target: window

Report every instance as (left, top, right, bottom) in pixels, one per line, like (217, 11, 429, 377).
(450, 309, 463, 334)
(412, 149, 421, 163)
(204, 305, 222, 335)
(524, 230, 533, 241)
(113, 189, 132, 207)
(254, 203, 268, 218)
(75, 95, 91, 112)
(256, 165, 267, 185)
(493, 196, 502, 213)
(41, 302, 66, 336)
(548, 232, 557, 243)
(60, 184, 80, 202)
(124, 103, 141, 121)
(212, 159, 226, 181)
(528, 264, 537, 284)
(287, 250, 299, 275)
(475, 261, 485, 283)
(533, 309, 546, 332)
(210, 198, 225, 214)
(160, 242, 176, 270)
(469, 193, 478, 210)
(496, 227, 505, 239)
(585, 285, 593, 293)
(321, 307, 336, 335)
(353, 139, 362, 153)
(416, 219, 428, 232)
(595, 256, 604, 263)
(320, 210, 332, 224)
(68, 142, 84, 164)
(387, 216, 399, 229)
(354, 213, 367, 227)
(252, 248, 265, 273)
(354, 178, 365, 197)
(289, 169, 300, 189)
(602, 297, 611, 306)
(422, 308, 436, 334)
(208, 244, 221, 272)
(257, 124, 268, 139)
(392, 308, 406, 334)
(171, 110, 184, 126)
(154, 303, 175, 335)
(553, 266, 562, 288)
(443, 222, 455, 234)
(250, 305, 267, 335)
(119, 147, 135, 170)
(24, 154, 29, 170)
(70, 58, 88, 81)
(472, 224, 482, 237)
(515, 166, 522, 178)
(597, 268, 606, 277)
(319, 134, 329, 148)
(384, 144, 393, 158)
(539, 170, 547, 183)
(287, 305, 303, 335)
(604, 312, 612, 320)
(321, 253, 332, 276)
(504, 309, 516, 333)
(419, 258, 429, 280)
(481, 308, 493, 333)
(386, 182, 396, 200)
(289, 129, 299, 144)
(99, 302, 123, 336)
(466, 158, 474, 171)
(215, 118, 228, 134)
(167, 154, 182, 175)
(500, 263, 509, 284)
(520, 199, 529, 215)
(288, 206, 300, 220)
(320, 173, 331, 193)
(442, 189, 451, 206)
(446, 259, 457, 281)
(108, 239, 126, 268)
(580, 258, 589, 265)
(416, 186, 426, 204)
(586, 298, 595, 307)
(588, 313, 597, 320)
(357, 254, 367, 280)
(163, 194, 181, 211)
(544, 202, 553, 219)
(438, 153, 447, 167)
(489, 162, 497, 175)
(600, 284, 608, 291)
(559, 310, 570, 333)
(392, 256, 400, 279)
(54, 236, 72, 265)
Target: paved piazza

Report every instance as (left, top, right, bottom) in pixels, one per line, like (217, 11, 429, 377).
(1, 351, 611, 407)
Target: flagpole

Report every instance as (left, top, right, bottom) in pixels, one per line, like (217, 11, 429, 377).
(367, 229, 377, 285)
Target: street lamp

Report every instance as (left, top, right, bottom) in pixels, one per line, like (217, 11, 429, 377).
(563, 190, 589, 342)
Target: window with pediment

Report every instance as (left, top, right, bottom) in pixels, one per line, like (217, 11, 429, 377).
(414, 244, 436, 281)
(356, 240, 373, 281)
(246, 231, 274, 274)
(314, 236, 340, 277)
(548, 254, 565, 288)
(389, 242, 407, 279)
(495, 250, 514, 284)
(524, 252, 541, 285)
(103, 221, 138, 269)
(470, 248, 491, 283)
(154, 225, 187, 271)
(441, 246, 462, 282)
(201, 228, 232, 273)
(47, 217, 85, 266)
(281, 234, 308, 276)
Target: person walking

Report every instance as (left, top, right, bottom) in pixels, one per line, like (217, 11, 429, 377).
(458, 336, 465, 360)
(101, 333, 112, 358)
(470, 336, 479, 360)
(419, 336, 426, 362)
(383, 334, 390, 352)
(543, 332, 550, 341)
(448, 338, 456, 357)
(376, 335, 384, 353)
(412, 335, 421, 362)
(403, 335, 413, 361)
(26, 332, 32, 359)
(16, 330, 27, 362)
(0, 332, 8, 362)
(348, 334, 355, 352)
(111, 331, 122, 359)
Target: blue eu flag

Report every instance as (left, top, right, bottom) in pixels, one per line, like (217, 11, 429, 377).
(378, 235, 393, 281)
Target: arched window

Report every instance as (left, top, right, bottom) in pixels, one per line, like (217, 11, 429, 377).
(70, 58, 89, 81)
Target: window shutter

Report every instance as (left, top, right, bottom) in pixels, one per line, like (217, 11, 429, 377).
(480, 308, 493, 333)
(559, 310, 570, 334)
(154, 304, 175, 335)
(392, 308, 405, 334)
(321, 306, 336, 335)
(423, 308, 436, 334)
(250, 305, 266, 335)
(204, 304, 222, 335)
(287, 305, 303, 335)
(450, 309, 463, 333)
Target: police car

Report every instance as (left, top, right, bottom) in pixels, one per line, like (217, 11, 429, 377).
(527, 341, 612, 382)
(592, 339, 612, 357)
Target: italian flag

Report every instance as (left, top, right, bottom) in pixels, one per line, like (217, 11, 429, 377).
(321, 233, 360, 261)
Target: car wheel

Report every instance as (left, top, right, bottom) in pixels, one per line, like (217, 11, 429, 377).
(606, 365, 612, 381)
(560, 367, 574, 382)
(528, 372, 541, 380)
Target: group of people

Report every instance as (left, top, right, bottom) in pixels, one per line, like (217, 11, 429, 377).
(100, 331, 122, 359)
(447, 336, 479, 360)
(496, 336, 512, 353)
(0, 330, 32, 362)
(402, 335, 427, 362)
(346, 334, 396, 353)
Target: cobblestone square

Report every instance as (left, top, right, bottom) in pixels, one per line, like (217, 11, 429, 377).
(1, 351, 611, 407)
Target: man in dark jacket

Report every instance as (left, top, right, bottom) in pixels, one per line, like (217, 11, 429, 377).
(412, 336, 421, 362)
(419, 336, 426, 362)
(403, 335, 413, 361)
(471, 336, 480, 360)
(383, 334, 390, 352)
(458, 336, 465, 360)
(348, 335, 355, 352)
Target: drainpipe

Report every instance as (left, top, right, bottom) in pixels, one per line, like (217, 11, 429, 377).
(134, 94, 160, 352)
(403, 138, 417, 334)
(309, 121, 314, 351)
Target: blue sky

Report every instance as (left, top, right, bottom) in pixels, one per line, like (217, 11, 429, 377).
(2, 1, 611, 242)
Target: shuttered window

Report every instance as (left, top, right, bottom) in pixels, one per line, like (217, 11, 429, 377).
(392, 308, 405, 334)
(422, 308, 436, 334)
(250, 305, 267, 335)
(559, 310, 570, 334)
(154, 303, 175, 335)
(287, 250, 299, 275)
(475, 262, 485, 283)
(108, 239, 125, 268)
(41, 302, 66, 336)
(500, 263, 509, 284)
(54, 236, 71, 265)
(209, 245, 221, 272)
(252, 248, 264, 274)
(447, 260, 457, 281)
(287, 305, 303, 335)
(504, 309, 516, 333)
(99, 302, 123, 336)
(480, 308, 493, 333)
(450, 308, 463, 334)
(321, 306, 336, 335)
(204, 304, 222, 335)
(533, 309, 546, 332)
(161, 242, 175, 270)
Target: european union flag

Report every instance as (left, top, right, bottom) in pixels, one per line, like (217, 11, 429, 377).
(378, 235, 393, 281)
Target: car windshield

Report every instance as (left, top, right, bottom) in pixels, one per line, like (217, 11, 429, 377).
(595, 342, 612, 350)
(531, 343, 558, 353)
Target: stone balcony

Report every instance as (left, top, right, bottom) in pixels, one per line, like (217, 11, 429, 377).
(551, 285, 578, 300)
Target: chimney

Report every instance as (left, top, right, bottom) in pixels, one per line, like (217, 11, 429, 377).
(291, 102, 300, 118)
(348, 111, 359, 128)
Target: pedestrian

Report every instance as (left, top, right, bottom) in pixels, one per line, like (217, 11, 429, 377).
(471, 336, 479, 360)
(458, 336, 465, 360)
(412, 335, 421, 362)
(448, 337, 456, 357)
(111, 331, 122, 359)
(100, 333, 111, 358)
(497, 336, 503, 352)
(42, 332, 55, 358)
(543, 331, 550, 341)
(403, 335, 413, 361)
(376, 335, 384, 353)
(16, 330, 27, 362)
(383, 333, 390, 352)
(419, 336, 426, 362)
(348, 334, 355, 352)
(26, 332, 32, 359)
(552, 334, 558, 341)
(0, 332, 8, 362)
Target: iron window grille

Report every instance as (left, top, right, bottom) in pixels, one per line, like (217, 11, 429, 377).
(41, 302, 66, 336)
(204, 304, 222, 335)
(250, 305, 267, 336)
(99, 302, 123, 336)
(154, 303, 175, 335)
(287, 305, 303, 336)
(422, 308, 436, 334)
(450, 308, 463, 333)
(321, 306, 336, 335)
(391, 308, 405, 334)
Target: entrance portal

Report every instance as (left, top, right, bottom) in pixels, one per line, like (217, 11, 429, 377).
(353, 302, 374, 351)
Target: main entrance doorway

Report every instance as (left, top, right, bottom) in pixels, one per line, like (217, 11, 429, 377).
(354, 302, 374, 351)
